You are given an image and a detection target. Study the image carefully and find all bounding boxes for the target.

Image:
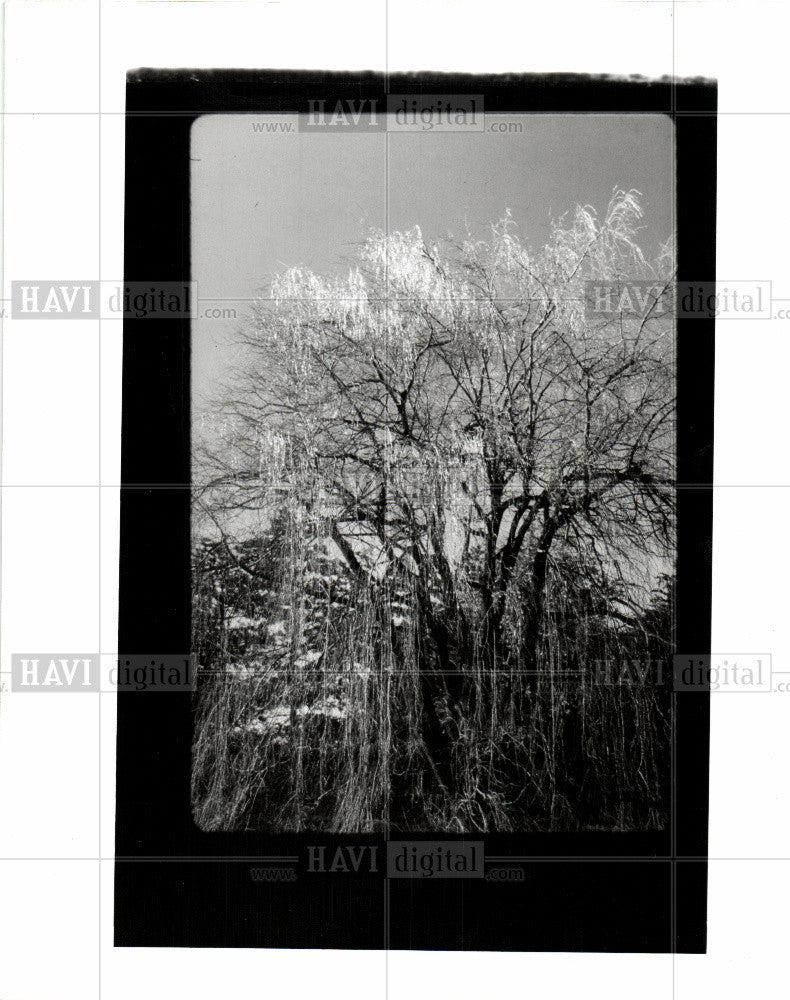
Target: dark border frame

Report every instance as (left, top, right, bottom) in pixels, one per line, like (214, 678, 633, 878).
(116, 71, 715, 952)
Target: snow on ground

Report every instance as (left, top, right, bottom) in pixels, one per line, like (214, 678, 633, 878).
(231, 694, 349, 739)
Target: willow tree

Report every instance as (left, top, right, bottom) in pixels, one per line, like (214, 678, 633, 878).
(197, 189, 675, 773)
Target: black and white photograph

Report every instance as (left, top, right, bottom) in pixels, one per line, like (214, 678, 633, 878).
(191, 114, 677, 835)
(108, 69, 713, 952)
(7, 0, 790, 994)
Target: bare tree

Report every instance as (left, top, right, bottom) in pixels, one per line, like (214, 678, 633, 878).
(195, 188, 675, 797)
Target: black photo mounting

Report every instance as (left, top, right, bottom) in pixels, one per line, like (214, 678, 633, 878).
(117, 70, 714, 951)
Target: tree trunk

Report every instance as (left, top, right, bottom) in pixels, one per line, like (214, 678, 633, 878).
(521, 543, 552, 671)
(418, 669, 455, 795)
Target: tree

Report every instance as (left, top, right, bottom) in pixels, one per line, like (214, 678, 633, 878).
(196, 188, 675, 790)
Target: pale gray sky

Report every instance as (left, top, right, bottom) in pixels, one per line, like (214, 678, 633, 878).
(191, 113, 674, 415)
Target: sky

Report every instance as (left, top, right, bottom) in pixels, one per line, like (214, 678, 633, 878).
(191, 112, 675, 416)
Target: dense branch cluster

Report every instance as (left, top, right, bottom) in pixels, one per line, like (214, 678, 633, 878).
(198, 189, 674, 663)
(192, 189, 676, 832)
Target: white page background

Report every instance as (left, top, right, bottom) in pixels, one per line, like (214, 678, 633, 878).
(1, 1, 789, 998)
